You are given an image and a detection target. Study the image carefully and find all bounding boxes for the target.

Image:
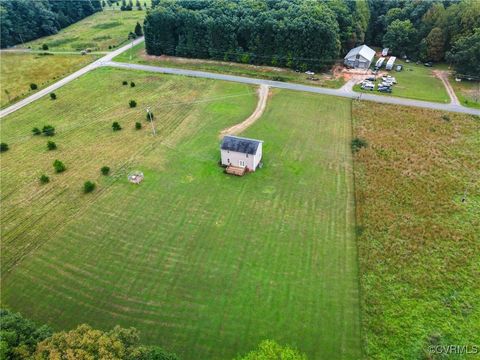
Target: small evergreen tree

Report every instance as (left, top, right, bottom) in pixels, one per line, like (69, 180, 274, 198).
(32, 127, 41, 135)
(50, 93, 56, 100)
(129, 100, 137, 108)
(130, 81, 135, 87)
(53, 160, 66, 173)
(146, 112, 154, 121)
(47, 141, 57, 150)
(122, 80, 128, 85)
(84, 181, 96, 193)
(39, 174, 50, 184)
(0, 142, 9, 152)
(42, 44, 48, 50)
(351, 138, 368, 153)
(30, 83, 38, 90)
(101, 166, 110, 175)
(134, 22, 143, 36)
(112, 122, 122, 131)
(42, 125, 55, 136)
(135, 122, 142, 130)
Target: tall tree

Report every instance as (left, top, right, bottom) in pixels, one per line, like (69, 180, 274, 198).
(236, 340, 307, 360)
(0, 309, 52, 360)
(383, 19, 417, 57)
(426, 27, 445, 61)
(446, 28, 480, 77)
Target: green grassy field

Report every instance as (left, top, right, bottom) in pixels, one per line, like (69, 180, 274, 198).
(354, 60, 450, 103)
(0, 52, 98, 108)
(24, 9, 147, 52)
(114, 43, 345, 89)
(1, 67, 360, 359)
(449, 77, 480, 109)
(353, 101, 480, 359)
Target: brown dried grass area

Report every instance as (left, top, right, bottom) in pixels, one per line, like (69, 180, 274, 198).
(352, 101, 480, 358)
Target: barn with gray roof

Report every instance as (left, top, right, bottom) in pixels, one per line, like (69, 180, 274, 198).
(344, 45, 376, 69)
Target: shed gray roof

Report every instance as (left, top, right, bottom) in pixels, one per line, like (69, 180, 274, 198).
(221, 135, 262, 155)
(344, 45, 375, 61)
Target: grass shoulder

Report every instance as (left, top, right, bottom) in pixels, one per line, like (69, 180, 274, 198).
(114, 43, 345, 89)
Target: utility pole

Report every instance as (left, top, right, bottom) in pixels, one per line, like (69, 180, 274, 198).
(146, 107, 156, 135)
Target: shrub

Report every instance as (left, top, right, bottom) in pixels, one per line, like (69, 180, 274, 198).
(122, 80, 128, 85)
(30, 83, 38, 90)
(32, 127, 41, 135)
(130, 81, 135, 87)
(42, 44, 48, 50)
(101, 166, 110, 175)
(351, 137, 368, 153)
(0, 142, 9, 152)
(39, 174, 50, 184)
(50, 93, 57, 100)
(42, 125, 55, 136)
(53, 160, 66, 173)
(441, 114, 450, 122)
(112, 122, 122, 131)
(83, 181, 96, 193)
(135, 122, 142, 130)
(146, 112, 154, 121)
(129, 100, 137, 108)
(47, 141, 57, 150)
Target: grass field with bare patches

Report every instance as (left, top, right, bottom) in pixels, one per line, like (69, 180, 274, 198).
(0, 52, 98, 108)
(24, 9, 147, 52)
(352, 102, 480, 359)
(1, 68, 360, 359)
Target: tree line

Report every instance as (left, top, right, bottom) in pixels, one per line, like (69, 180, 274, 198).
(0, 0, 102, 48)
(145, 0, 370, 71)
(366, 0, 479, 76)
(0, 309, 306, 360)
(145, 0, 478, 76)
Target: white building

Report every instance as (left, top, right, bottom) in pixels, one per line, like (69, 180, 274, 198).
(344, 45, 376, 70)
(220, 135, 263, 172)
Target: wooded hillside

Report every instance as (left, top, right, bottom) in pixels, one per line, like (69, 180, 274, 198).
(0, 0, 102, 48)
(145, 0, 369, 71)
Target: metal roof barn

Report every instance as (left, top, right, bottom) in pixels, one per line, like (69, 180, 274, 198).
(344, 45, 376, 70)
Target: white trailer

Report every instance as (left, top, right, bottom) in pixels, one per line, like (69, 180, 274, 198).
(386, 56, 396, 70)
(375, 57, 385, 68)
(382, 48, 389, 56)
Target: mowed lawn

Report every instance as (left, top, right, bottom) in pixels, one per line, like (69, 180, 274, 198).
(114, 43, 345, 89)
(24, 9, 146, 52)
(1, 68, 361, 359)
(0, 52, 98, 108)
(352, 102, 480, 358)
(354, 60, 450, 103)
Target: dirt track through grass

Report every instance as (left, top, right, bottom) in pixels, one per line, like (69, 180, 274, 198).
(1, 68, 360, 359)
(219, 84, 269, 138)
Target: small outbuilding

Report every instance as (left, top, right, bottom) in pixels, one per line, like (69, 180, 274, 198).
(220, 135, 263, 173)
(344, 45, 376, 70)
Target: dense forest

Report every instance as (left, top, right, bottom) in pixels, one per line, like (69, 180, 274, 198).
(0, 0, 102, 48)
(145, 0, 479, 75)
(145, 0, 369, 71)
(366, 0, 479, 75)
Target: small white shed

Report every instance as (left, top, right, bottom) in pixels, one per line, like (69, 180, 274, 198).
(344, 45, 376, 69)
(220, 135, 263, 172)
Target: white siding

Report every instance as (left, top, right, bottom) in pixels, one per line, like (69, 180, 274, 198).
(221, 149, 255, 170)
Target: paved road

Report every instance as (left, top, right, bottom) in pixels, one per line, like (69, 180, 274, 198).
(0, 37, 144, 119)
(2, 37, 479, 118)
(105, 61, 480, 116)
